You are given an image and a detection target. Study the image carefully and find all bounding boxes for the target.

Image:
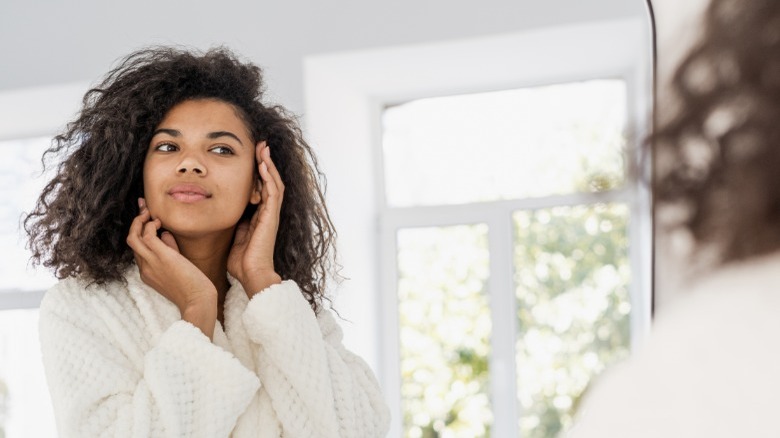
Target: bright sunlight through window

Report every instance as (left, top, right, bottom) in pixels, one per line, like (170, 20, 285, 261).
(382, 80, 627, 207)
(382, 79, 632, 438)
(0, 137, 58, 438)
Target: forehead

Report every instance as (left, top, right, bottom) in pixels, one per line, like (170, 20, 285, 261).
(156, 99, 252, 138)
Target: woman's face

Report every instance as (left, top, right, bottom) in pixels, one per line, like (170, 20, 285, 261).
(143, 99, 260, 238)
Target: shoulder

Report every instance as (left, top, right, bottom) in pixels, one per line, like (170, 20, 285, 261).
(39, 270, 141, 332)
(571, 253, 780, 437)
(657, 251, 780, 349)
(682, 250, 780, 301)
(41, 275, 123, 313)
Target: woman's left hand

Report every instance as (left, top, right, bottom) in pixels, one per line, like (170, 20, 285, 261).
(228, 141, 284, 297)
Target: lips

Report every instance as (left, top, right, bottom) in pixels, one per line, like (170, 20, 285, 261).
(167, 183, 212, 203)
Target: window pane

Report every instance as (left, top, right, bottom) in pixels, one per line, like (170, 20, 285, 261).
(0, 137, 57, 291)
(513, 204, 631, 438)
(381, 80, 627, 207)
(397, 224, 492, 437)
(0, 309, 57, 437)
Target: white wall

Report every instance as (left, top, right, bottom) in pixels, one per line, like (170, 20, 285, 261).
(1, 0, 643, 114)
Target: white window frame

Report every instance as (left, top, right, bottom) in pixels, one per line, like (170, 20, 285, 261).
(307, 18, 653, 436)
(0, 82, 88, 309)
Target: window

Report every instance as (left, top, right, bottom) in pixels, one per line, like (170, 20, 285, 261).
(381, 80, 643, 437)
(0, 137, 58, 437)
(0, 82, 85, 437)
(303, 16, 652, 437)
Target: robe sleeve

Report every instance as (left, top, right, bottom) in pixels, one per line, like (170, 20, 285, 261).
(241, 280, 391, 438)
(39, 281, 261, 438)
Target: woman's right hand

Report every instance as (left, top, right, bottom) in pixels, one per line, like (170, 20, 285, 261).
(126, 198, 217, 320)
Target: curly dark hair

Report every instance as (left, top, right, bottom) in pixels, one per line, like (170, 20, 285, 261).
(652, 0, 780, 264)
(24, 47, 337, 312)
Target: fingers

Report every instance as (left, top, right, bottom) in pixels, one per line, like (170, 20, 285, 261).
(255, 140, 267, 168)
(127, 197, 176, 259)
(142, 220, 181, 257)
(263, 146, 284, 194)
(257, 142, 285, 208)
(160, 231, 179, 251)
(128, 198, 150, 237)
(143, 217, 161, 238)
(127, 198, 154, 259)
(259, 161, 282, 215)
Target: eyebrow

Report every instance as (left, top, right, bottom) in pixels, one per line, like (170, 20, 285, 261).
(151, 128, 244, 146)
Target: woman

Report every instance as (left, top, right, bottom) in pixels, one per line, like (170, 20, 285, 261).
(570, 0, 780, 436)
(26, 47, 389, 437)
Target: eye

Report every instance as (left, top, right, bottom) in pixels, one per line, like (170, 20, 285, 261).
(209, 145, 235, 155)
(154, 142, 178, 152)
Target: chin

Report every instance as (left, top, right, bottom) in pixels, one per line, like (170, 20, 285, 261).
(158, 216, 239, 240)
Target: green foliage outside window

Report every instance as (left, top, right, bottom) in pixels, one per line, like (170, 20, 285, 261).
(388, 79, 632, 438)
(396, 203, 631, 438)
(514, 204, 631, 437)
(397, 225, 492, 438)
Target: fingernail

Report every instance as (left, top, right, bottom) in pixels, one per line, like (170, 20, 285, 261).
(261, 162, 268, 172)
(264, 146, 271, 157)
(138, 198, 145, 208)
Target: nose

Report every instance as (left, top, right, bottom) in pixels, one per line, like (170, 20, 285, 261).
(177, 154, 206, 175)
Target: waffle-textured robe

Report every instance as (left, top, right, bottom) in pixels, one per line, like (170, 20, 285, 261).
(39, 265, 390, 437)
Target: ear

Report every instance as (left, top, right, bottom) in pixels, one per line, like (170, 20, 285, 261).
(250, 177, 262, 205)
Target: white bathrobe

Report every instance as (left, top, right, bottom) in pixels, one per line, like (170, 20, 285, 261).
(39, 264, 390, 437)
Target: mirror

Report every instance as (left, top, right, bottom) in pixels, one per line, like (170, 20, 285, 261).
(303, 2, 655, 436)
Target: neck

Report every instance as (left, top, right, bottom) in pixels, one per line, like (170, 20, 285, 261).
(174, 230, 234, 298)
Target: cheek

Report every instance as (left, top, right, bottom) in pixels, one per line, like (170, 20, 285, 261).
(235, 162, 259, 199)
(227, 172, 258, 206)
